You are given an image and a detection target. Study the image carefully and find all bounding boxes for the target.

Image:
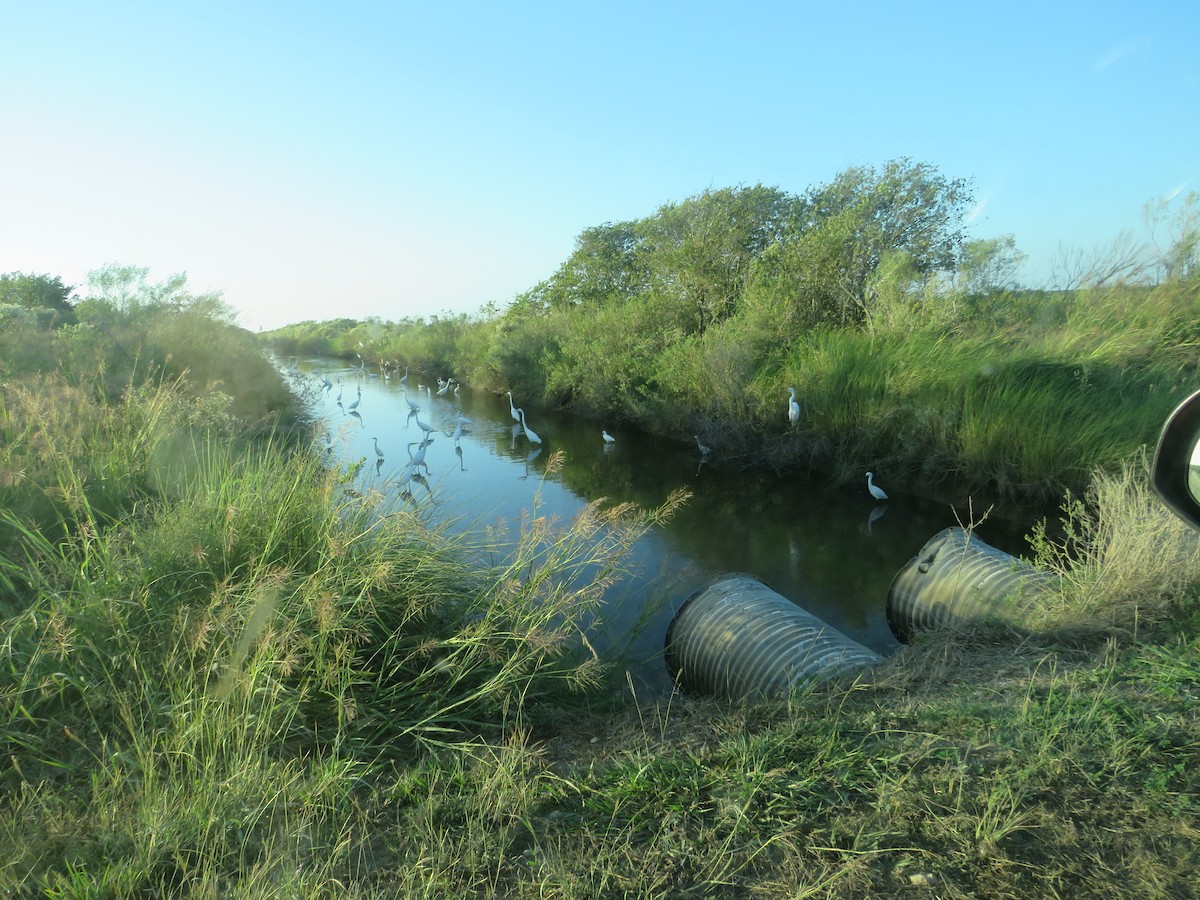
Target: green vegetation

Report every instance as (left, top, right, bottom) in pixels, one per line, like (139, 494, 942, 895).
(265, 162, 1200, 505)
(4, 168, 1200, 895)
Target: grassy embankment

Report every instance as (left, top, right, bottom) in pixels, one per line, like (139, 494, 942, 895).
(7, 244, 1200, 897)
(4, 320, 1200, 895)
(267, 276, 1199, 507)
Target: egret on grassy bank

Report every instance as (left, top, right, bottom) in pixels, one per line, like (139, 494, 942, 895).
(787, 387, 801, 428)
(866, 472, 888, 501)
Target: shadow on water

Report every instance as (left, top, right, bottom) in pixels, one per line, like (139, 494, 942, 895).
(300, 359, 1050, 693)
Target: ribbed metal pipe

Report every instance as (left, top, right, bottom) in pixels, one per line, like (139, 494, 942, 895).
(665, 573, 881, 700)
(886, 527, 1057, 643)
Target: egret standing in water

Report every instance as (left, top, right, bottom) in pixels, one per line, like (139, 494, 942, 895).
(694, 435, 711, 458)
(602, 430, 615, 444)
(414, 414, 436, 442)
(506, 391, 521, 424)
(347, 385, 362, 413)
(787, 387, 801, 428)
(866, 472, 888, 501)
(517, 408, 542, 445)
(372, 436, 384, 460)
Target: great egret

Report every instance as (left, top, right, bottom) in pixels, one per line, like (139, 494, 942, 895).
(347, 385, 362, 413)
(335, 382, 343, 405)
(787, 387, 801, 428)
(437, 378, 452, 397)
(408, 439, 431, 471)
(398, 366, 409, 387)
(694, 435, 711, 458)
(602, 430, 615, 444)
(866, 472, 889, 501)
(450, 421, 464, 446)
(517, 408, 542, 445)
(506, 391, 521, 424)
(415, 414, 436, 442)
(320, 375, 333, 392)
(372, 436, 384, 459)
(401, 390, 421, 413)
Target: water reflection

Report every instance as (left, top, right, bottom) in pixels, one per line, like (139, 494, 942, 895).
(518, 447, 542, 481)
(298, 358, 1044, 691)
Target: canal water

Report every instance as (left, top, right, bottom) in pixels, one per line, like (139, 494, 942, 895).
(296, 358, 1043, 692)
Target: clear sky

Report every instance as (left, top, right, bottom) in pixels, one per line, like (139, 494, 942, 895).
(3, 1, 1197, 330)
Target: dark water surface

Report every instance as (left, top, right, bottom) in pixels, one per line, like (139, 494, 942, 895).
(297, 359, 1043, 692)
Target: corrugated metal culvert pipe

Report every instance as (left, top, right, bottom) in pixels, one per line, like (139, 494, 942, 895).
(886, 526, 1058, 643)
(665, 573, 881, 700)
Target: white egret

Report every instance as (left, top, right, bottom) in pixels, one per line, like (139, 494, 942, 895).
(866, 472, 889, 501)
(602, 430, 615, 444)
(398, 366, 409, 387)
(347, 388, 361, 413)
(408, 439, 432, 471)
(506, 391, 521, 424)
(517, 408, 542, 445)
(372, 436, 384, 460)
(694, 435, 711, 458)
(401, 390, 421, 413)
(335, 381, 343, 405)
(436, 379, 451, 397)
(787, 387, 801, 428)
(450, 421, 464, 446)
(414, 414, 436, 442)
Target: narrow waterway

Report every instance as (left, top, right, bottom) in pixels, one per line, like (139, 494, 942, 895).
(297, 358, 1044, 692)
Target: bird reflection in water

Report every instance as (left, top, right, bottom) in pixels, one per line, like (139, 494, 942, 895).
(519, 447, 542, 480)
(410, 471, 435, 502)
(349, 410, 364, 428)
(455, 445, 467, 471)
(866, 505, 887, 534)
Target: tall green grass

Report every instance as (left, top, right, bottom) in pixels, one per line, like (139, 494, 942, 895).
(0, 356, 684, 894)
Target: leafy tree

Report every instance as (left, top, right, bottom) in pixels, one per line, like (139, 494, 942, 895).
(958, 234, 1027, 295)
(547, 221, 649, 309)
(0, 272, 76, 324)
(796, 159, 973, 324)
(641, 185, 797, 331)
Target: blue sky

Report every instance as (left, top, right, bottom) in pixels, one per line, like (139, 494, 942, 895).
(3, 1, 1197, 330)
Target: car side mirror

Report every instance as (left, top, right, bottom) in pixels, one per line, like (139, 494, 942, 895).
(1151, 388, 1200, 532)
